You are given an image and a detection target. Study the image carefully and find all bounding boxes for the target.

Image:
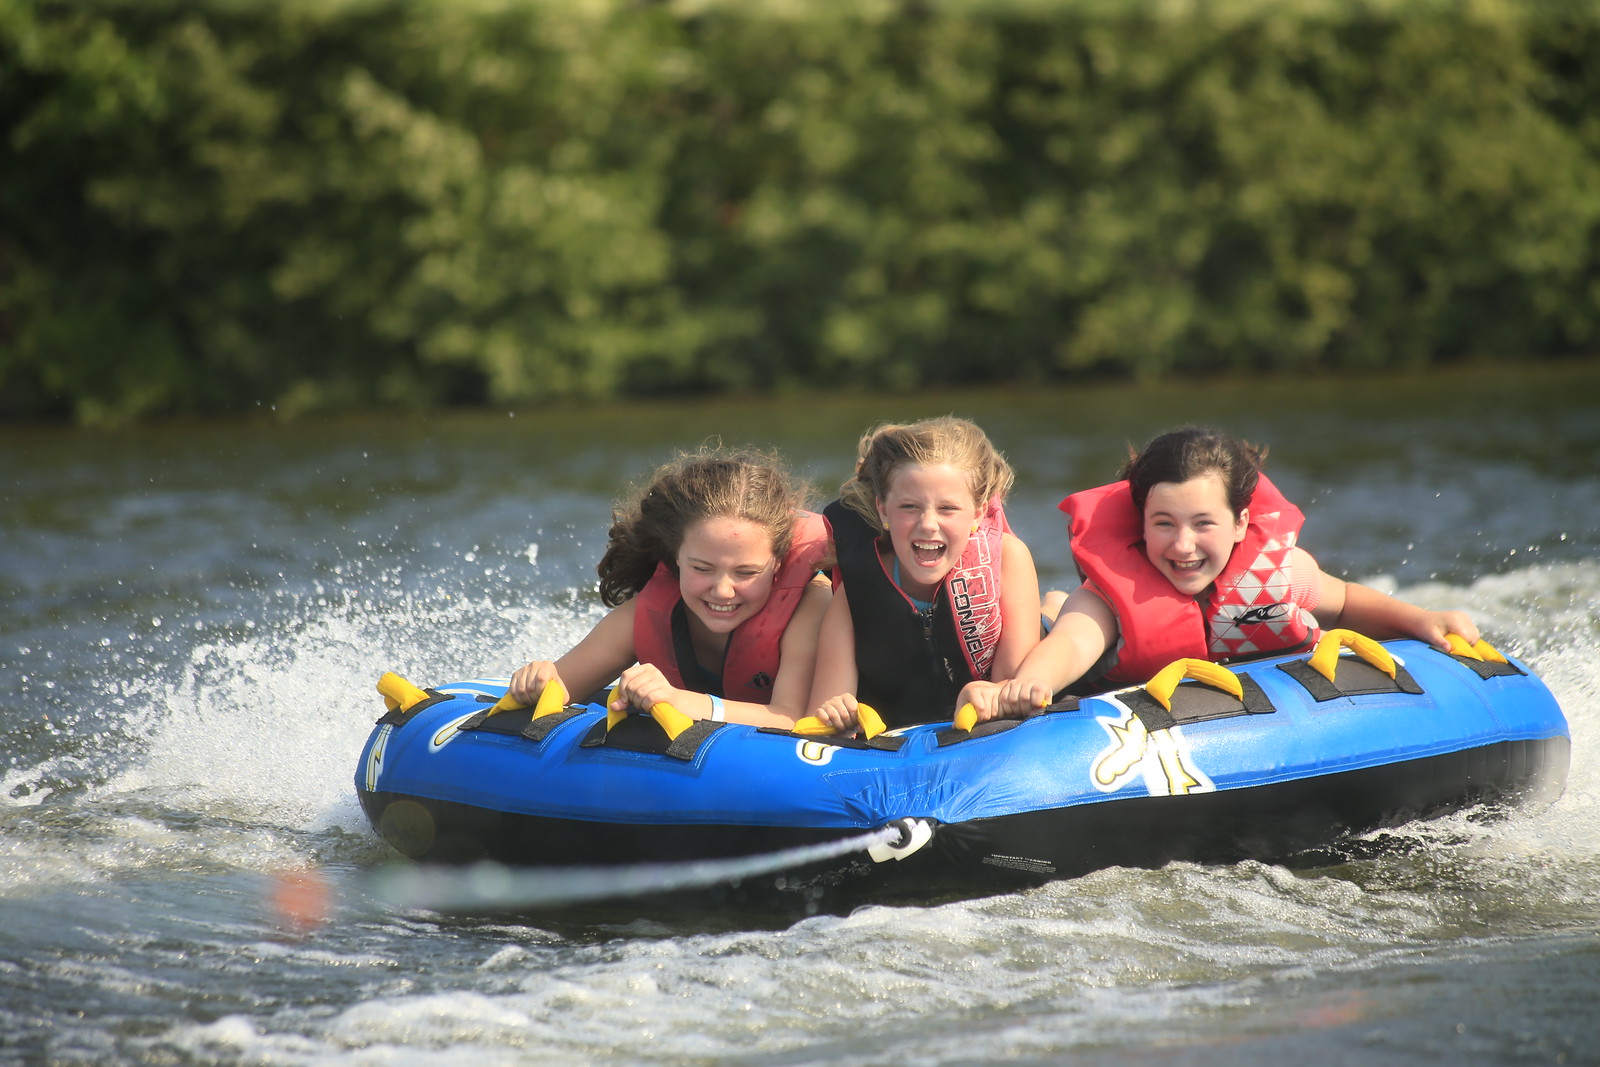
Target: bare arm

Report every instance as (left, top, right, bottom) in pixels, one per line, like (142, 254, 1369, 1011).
(955, 533, 1043, 722)
(988, 532, 1043, 682)
(605, 576, 834, 728)
(806, 583, 863, 730)
(1302, 548, 1479, 650)
(508, 598, 640, 705)
(993, 585, 1117, 715)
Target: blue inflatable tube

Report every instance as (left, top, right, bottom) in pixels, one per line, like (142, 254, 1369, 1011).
(355, 634, 1569, 902)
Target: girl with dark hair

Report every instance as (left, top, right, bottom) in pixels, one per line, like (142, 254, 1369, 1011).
(962, 426, 1479, 715)
(508, 446, 832, 728)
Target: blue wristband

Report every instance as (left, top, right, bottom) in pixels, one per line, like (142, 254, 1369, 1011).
(708, 694, 726, 722)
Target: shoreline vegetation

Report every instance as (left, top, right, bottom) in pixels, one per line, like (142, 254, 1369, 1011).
(4, 0, 1599, 425)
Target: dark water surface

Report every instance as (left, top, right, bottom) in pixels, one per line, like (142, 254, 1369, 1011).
(3, 363, 1599, 1064)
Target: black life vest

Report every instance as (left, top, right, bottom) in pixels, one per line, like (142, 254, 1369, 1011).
(824, 499, 1007, 728)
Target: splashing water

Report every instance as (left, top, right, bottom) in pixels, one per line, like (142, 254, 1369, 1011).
(4, 374, 1600, 1064)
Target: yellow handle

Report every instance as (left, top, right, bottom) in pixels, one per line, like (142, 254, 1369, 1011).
(1476, 639, 1509, 664)
(604, 685, 696, 741)
(1444, 633, 1509, 664)
(1307, 628, 1397, 684)
(952, 687, 1051, 732)
(953, 703, 978, 732)
(483, 678, 570, 720)
(791, 717, 836, 736)
(376, 672, 431, 713)
(645, 702, 696, 740)
(791, 702, 888, 740)
(605, 684, 631, 733)
(1145, 658, 1244, 712)
(856, 703, 886, 739)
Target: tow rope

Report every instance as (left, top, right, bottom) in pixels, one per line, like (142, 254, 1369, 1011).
(368, 821, 921, 912)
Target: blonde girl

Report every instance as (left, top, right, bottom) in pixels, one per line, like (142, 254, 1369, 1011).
(808, 417, 1040, 730)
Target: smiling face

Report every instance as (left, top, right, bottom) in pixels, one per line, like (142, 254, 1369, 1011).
(1141, 472, 1250, 597)
(875, 462, 979, 600)
(674, 516, 779, 636)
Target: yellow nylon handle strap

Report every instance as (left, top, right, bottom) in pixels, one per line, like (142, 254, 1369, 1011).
(1445, 632, 1508, 664)
(1308, 628, 1397, 684)
(790, 702, 888, 740)
(376, 672, 431, 714)
(1145, 658, 1244, 712)
(483, 678, 569, 719)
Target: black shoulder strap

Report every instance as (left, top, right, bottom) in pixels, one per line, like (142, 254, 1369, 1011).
(823, 500, 966, 727)
(669, 601, 724, 695)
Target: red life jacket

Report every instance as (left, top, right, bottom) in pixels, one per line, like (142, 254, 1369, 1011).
(632, 510, 830, 703)
(1060, 474, 1321, 686)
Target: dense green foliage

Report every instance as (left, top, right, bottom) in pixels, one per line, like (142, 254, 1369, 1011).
(4, 0, 1599, 423)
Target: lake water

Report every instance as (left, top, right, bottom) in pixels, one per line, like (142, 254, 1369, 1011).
(3, 363, 1599, 1065)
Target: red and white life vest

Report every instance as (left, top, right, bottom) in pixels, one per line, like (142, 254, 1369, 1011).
(632, 510, 830, 703)
(946, 497, 1010, 682)
(1060, 475, 1321, 686)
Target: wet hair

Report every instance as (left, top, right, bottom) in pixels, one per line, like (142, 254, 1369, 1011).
(837, 416, 1015, 531)
(596, 445, 808, 607)
(1119, 426, 1267, 517)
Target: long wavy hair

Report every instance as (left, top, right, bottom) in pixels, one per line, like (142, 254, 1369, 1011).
(595, 445, 809, 607)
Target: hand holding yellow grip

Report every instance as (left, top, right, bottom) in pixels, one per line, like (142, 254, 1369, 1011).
(604, 685, 697, 741)
(791, 703, 887, 740)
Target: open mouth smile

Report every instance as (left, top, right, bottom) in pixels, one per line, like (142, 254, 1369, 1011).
(911, 540, 946, 565)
